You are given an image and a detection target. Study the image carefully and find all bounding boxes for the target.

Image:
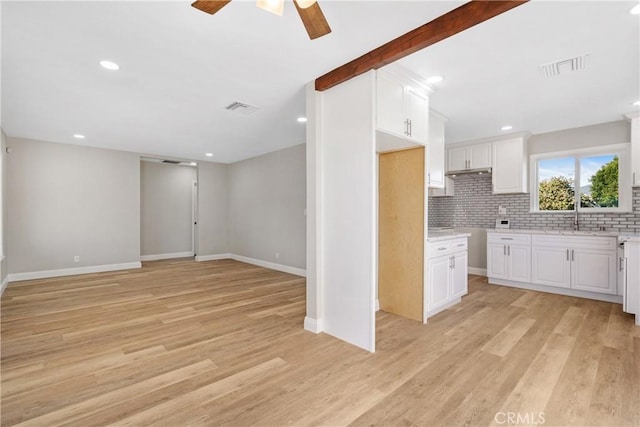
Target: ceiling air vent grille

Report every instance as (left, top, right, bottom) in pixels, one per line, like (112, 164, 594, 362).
(225, 101, 259, 115)
(540, 53, 590, 78)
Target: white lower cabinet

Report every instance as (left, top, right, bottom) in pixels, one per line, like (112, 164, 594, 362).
(487, 233, 531, 283)
(489, 232, 620, 300)
(531, 235, 617, 295)
(427, 238, 468, 317)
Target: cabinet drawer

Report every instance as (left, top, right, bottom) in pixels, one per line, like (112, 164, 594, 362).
(532, 235, 617, 250)
(428, 238, 467, 258)
(487, 233, 531, 245)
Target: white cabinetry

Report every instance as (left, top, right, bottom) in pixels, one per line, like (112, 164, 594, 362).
(427, 111, 447, 189)
(376, 69, 429, 144)
(487, 233, 531, 283)
(427, 237, 468, 317)
(625, 112, 640, 187)
(447, 143, 491, 172)
(531, 235, 617, 294)
(621, 238, 640, 325)
(492, 135, 529, 194)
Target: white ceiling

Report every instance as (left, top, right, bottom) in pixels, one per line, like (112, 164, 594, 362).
(398, 0, 640, 144)
(2, 1, 639, 163)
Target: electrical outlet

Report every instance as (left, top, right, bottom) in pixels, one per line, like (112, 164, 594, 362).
(498, 206, 507, 215)
(73, 256, 80, 262)
(275, 252, 280, 259)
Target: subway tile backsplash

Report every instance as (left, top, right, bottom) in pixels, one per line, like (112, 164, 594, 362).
(428, 174, 640, 233)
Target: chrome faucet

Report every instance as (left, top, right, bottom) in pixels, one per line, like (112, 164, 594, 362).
(573, 210, 579, 231)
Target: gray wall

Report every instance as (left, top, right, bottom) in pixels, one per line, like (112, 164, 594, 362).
(227, 144, 306, 269)
(141, 161, 196, 256)
(529, 120, 629, 154)
(7, 138, 141, 273)
(197, 161, 229, 256)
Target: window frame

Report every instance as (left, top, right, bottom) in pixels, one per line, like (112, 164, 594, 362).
(529, 143, 631, 213)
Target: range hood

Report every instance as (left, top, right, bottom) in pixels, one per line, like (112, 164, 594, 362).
(445, 167, 492, 177)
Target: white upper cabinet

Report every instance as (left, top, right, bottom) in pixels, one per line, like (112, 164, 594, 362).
(427, 111, 447, 189)
(446, 142, 491, 172)
(492, 135, 529, 194)
(625, 112, 639, 187)
(376, 68, 429, 145)
(376, 71, 406, 137)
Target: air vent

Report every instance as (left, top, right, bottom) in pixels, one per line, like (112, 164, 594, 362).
(162, 160, 181, 164)
(225, 101, 259, 115)
(540, 53, 590, 78)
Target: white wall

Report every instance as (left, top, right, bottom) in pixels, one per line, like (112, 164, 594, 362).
(7, 137, 141, 276)
(529, 120, 629, 154)
(308, 71, 377, 352)
(1, 130, 7, 293)
(141, 161, 196, 258)
(197, 161, 228, 257)
(227, 144, 306, 270)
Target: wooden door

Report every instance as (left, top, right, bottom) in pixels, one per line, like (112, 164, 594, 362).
(378, 147, 424, 321)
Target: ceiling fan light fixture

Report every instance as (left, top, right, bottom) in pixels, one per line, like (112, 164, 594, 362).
(295, 0, 317, 9)
(256, 0, 284, 16)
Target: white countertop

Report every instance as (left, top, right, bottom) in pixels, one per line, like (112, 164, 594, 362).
(619, 234, 640, 243)
(486, 228, 620, 237)
(427, 231, 471, 242)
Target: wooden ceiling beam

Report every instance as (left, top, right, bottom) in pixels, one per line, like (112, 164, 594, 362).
(315, 0, 528, 91)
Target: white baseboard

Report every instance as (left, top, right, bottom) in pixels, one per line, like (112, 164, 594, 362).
(195, 253, 233, 262)
(304, 316, 323, 333)
(468, 267, 487, 276)
(7, 262, 142, 283)
(488, 278, 623, 304)
(1, 275, 8, 296)
(141, 251, 193, 262)
(197, 253, 306, 277)
(230, 254, 306, 277)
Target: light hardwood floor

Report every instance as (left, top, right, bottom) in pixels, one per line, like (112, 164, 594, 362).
(1, 259, 639, 426)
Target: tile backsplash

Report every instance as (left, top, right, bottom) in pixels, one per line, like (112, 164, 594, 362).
(428, 174, 640, 233)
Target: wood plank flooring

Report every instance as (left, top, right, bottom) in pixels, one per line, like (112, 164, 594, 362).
(1, 259, 639, 426)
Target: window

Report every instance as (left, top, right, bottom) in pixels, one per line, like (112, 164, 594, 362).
(531, 144, 630, 212)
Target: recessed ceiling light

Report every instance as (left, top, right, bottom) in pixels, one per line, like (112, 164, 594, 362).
(297, 117, 307, 123)
(73, 134, 85, 139)
(190, 162, 197, 166)
(631, 4, 640, 14)
(501, 125, 513, 131)
(99, 60, 120, 71)
(205, 153, 213, 157)
(426, 76, 444, 84)
(634, 100, 640, 106)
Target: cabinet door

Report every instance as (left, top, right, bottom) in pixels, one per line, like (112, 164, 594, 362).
(447, 146, 468, 172)
(406, 87, 428, 143)
(508, 245, 531, 283)
(571, 249, 617, 294)
(376, 72, 406, 138)
(451, 251, 468, 298)
(427, 112, 445, 189)
(493, 138, 526, 194)
(531, 246, 571, 288)
(487, 244, 508, 279)
(428, 255, 451, 313)
(469, 143, 492, 169)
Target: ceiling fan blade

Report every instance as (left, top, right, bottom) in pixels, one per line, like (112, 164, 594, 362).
(191, 0, 232, 15)
(293, 1, 331, 40)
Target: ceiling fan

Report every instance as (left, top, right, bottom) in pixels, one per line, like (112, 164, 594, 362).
(191, 0, 332, 40)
